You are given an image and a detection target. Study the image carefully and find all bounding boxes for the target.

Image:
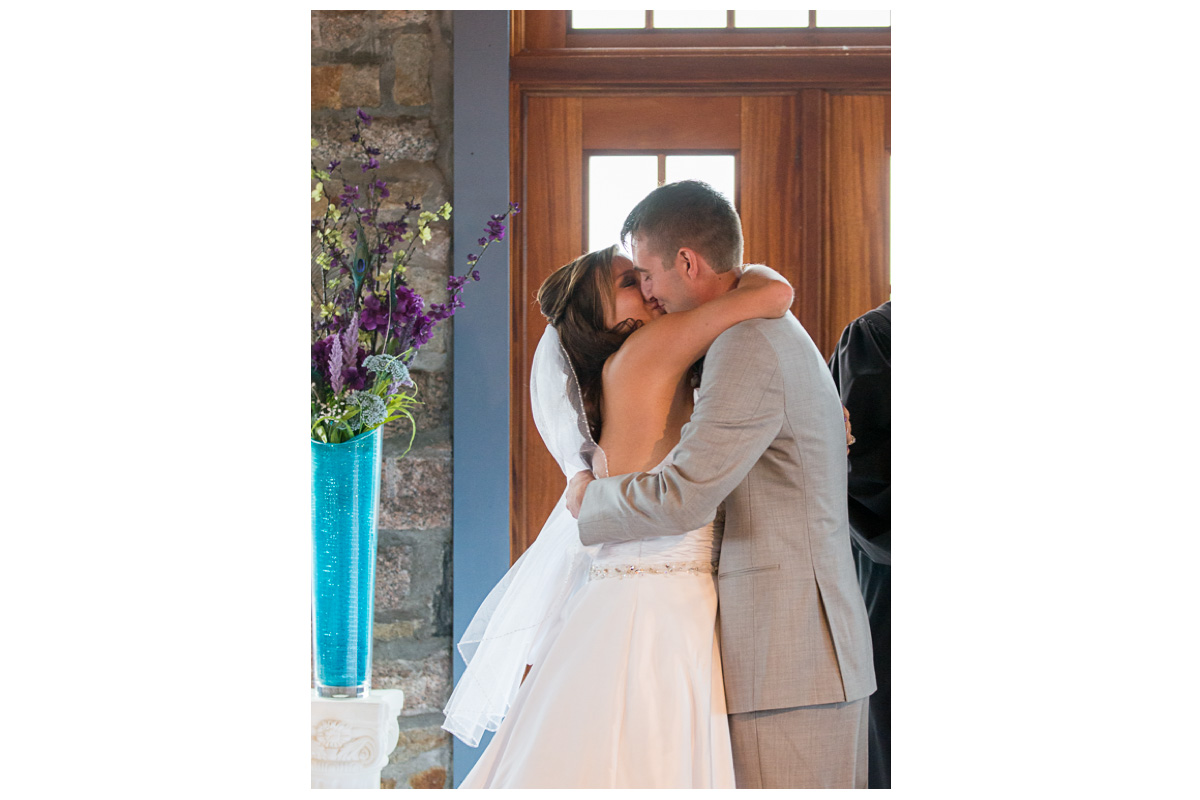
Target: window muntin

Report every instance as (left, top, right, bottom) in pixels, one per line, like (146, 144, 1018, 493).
(568, 9, 891, 31)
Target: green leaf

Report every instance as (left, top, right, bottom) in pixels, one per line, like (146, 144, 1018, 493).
(380, 408, 418, 456)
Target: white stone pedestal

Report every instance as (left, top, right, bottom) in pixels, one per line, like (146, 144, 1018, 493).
(311, 689, 405, 789)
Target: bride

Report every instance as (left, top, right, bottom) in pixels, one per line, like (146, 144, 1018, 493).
(442, 244, 793, 788)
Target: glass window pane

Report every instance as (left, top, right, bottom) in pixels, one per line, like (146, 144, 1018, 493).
(664, 155, 736, 208)
(735, 10, 811, 28)
(652, 9, 727, 28)
(571, 10, 646, 29)
(588, 156, 659, 253)
(816, 10, 891, 27)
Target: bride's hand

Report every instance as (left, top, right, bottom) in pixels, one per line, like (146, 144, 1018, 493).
(566, 470, 595, 519)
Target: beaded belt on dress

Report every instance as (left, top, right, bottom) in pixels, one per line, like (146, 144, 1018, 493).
(588, 560, 718, 581)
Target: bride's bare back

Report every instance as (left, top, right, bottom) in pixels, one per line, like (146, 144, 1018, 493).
(599, 350, 695, 476)
(597, 263, 793, 476)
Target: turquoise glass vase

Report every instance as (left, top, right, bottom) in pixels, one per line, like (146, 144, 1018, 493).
(311, 426, 383, 698)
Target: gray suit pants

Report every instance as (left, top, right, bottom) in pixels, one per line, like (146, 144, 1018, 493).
(728, 698, 869, 788)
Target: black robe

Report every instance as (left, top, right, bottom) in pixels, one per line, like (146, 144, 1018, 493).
(828, 300, 890, 790)
(829, 301, 891, 563)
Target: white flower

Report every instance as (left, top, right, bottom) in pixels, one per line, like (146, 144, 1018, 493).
(363, 354, 413, 387)
(347, 390, 388, 429)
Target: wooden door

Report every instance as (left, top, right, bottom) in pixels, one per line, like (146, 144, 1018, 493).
(509, 90, 889, 560)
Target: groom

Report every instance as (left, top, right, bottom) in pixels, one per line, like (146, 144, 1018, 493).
(565, 180, 876, 789)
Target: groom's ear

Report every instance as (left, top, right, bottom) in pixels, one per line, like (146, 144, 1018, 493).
(677, 247, 702, 279)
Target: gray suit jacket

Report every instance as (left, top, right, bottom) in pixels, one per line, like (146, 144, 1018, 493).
(578, 314, 876, 714)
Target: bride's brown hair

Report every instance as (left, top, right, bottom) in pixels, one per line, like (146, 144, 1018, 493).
(537, 245, 643, 440)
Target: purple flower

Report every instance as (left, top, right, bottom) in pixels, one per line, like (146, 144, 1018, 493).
(361, 287, 426, 336)
(485, 218, 505, 242)
(381, 219, 408, 244)
(339, 185, 360, 207)
(411, 314, 435, 347)
(372, 179, 390, 198)
(329, 336, 345, 395)
(362, 157, 380, 172)
(312, 337, 332, 380)
(472, 270, 481, 281)
(341, 311, 360, 360)
(405, 200, 421, 212)
(366, 147, 381, 156)
(357, 109, 373, 126)
(511, 202, 520, 213)
(327, 159, 341, 171)
(343, 346, 369, 391)
(392, 285, 424, 322)
(350, 133, 360, 143)
(313, 334, 369, 394)
(315, 332, 371, 394)
(360, 294, 389, 332)
(477, 237, 487, 247)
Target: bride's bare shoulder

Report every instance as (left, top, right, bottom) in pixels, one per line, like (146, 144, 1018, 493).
(603, 318, 672, 376)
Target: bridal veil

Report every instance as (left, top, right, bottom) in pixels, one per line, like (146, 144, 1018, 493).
(442, 324, 603, 746)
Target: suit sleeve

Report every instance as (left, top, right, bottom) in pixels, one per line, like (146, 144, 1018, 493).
(578, 323, 784, 545)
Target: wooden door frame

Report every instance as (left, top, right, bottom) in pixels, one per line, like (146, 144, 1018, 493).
(508, 92, 585, 563)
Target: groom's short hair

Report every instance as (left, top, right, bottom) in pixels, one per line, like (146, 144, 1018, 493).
(620, 180, 744, 274)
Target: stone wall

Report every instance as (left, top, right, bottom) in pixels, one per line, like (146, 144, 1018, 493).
(312, 10, 455, 789)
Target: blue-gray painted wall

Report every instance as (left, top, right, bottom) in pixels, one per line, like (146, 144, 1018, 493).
(451, 10, 510, 787)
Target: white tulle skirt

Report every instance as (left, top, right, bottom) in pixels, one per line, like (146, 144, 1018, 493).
(460, 569, 735, 789)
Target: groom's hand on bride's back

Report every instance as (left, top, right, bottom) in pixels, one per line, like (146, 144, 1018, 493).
(566, 470, 595, 518)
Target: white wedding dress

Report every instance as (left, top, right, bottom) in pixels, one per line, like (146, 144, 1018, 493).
(460, 455, 734, 789)
(443, 325, 734, 789)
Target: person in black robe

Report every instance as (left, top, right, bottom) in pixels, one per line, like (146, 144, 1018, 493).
(828, 300, 890, 789)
